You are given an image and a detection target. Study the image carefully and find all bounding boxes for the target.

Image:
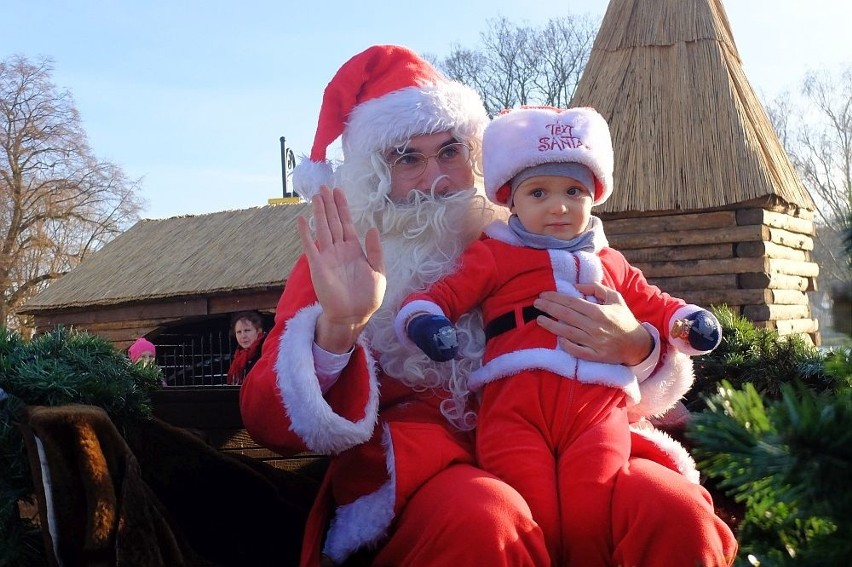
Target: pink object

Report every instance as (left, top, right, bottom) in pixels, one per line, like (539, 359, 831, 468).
(128, 338, 155, 362)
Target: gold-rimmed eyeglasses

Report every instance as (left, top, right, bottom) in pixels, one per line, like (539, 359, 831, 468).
(387, 142, 471, 179)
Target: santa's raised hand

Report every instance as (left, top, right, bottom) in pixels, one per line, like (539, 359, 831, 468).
(297, 186, 386, 353)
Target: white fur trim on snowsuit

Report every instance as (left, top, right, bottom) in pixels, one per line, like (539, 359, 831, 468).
(469, 346, 642, 404)
(629, 347, 694, 420)
(630, 421, 700, 484)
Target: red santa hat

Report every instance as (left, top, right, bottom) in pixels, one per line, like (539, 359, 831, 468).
(483, 106, 614, 206)
(293, 44, 489, 199)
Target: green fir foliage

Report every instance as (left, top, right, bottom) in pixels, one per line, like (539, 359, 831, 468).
(688, 309, 852, 566)
(0, 326, 160, 567)
(687, 306, 835, 410)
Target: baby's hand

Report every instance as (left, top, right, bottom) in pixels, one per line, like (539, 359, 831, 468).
(672, 310, 721, 352)
(406, 314, 458, 362)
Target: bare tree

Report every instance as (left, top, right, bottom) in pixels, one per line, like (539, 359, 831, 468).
(436, 15, 597, 116)
(765, 64, 852, 335)
(0, 55, 143, 333)
(797, 67, 852, 231)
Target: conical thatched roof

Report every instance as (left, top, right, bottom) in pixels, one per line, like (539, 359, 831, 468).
(571, 0, 814, 214)
(21, 204, 310, 313)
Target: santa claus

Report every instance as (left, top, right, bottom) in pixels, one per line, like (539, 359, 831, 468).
(240, 44, 736, 566)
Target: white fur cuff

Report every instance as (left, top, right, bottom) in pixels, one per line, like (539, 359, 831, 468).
(276, 303, 379, 454)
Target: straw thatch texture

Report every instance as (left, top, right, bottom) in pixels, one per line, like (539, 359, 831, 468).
(21, 204, 310, 312)
(571, 0, 814, 213)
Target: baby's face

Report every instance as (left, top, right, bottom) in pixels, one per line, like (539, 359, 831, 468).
(509, 175, 592, 239)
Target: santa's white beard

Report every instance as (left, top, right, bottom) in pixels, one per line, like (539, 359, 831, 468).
(355, 187, 505, 429)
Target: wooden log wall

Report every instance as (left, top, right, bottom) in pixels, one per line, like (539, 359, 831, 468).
(601, 205, 820, 345)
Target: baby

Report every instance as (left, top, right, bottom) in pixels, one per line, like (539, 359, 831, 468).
(395, 106, 721, 564)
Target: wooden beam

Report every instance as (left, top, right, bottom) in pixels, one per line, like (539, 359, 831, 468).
(610, 225, 813, 252)
(739, 273, 813, 291)
(32, 298, 210, 327)
(767, 227, 814, 250)
(208, 289, 283, 314)
(735, 241, 810, 261)
(604, 210, 738, 235)
(648, 274, 738, 292)
(623, 244, 732, 263)
(33, 319, 178, 343)
(770, 289, 811, 305)
(634, 257, 819, 279)
(89, 327, 170, 347)
(737, 208, 815, 235)
(768, 258, 820, 278)
(31, 290, 285, 342)
(676, 289, 769, 307)
(753, 318, 819, 335)
(75, 318, 180, 333)
(667, 289, 810, 308)
(742, 304, 812, 321)
(634, 257, 766, 277)
(609, 225, 765, 249)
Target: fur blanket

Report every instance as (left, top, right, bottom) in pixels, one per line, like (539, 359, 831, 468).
(19, 405, 322, 566)
(18, 404, 202, 566)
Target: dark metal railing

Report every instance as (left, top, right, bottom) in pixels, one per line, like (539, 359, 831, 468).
(156, 330, 234, 387)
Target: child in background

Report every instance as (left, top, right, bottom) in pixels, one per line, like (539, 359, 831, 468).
(395, 106, 722, 565)
(128, 337, 156, 366)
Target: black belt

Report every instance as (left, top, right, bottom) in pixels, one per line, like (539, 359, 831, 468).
(485, 306, 549, 340)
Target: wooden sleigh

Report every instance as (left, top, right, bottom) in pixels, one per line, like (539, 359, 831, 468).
(17, 389, 739, 566)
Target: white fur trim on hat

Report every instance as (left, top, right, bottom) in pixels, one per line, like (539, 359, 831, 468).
(295, 45, 489, 200)
(483, 106, 614, 206)
(343, 82, 487, 159)
(292, 158, 334, 200)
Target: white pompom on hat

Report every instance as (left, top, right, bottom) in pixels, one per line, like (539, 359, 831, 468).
(293, 44, 489, 200)
(483, 106, 614, 207)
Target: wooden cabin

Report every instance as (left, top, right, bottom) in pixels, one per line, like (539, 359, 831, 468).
(20, 204, 308, 357)
(570, 0, 820, 344)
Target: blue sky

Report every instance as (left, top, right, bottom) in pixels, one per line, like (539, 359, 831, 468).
(4, 0, 850, 219)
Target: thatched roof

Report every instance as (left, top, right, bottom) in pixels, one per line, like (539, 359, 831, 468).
(21, 204, 310, 313)
(571, 0, 814, 213)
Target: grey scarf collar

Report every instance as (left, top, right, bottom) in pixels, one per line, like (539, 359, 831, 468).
(507, 214, 602, 252)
